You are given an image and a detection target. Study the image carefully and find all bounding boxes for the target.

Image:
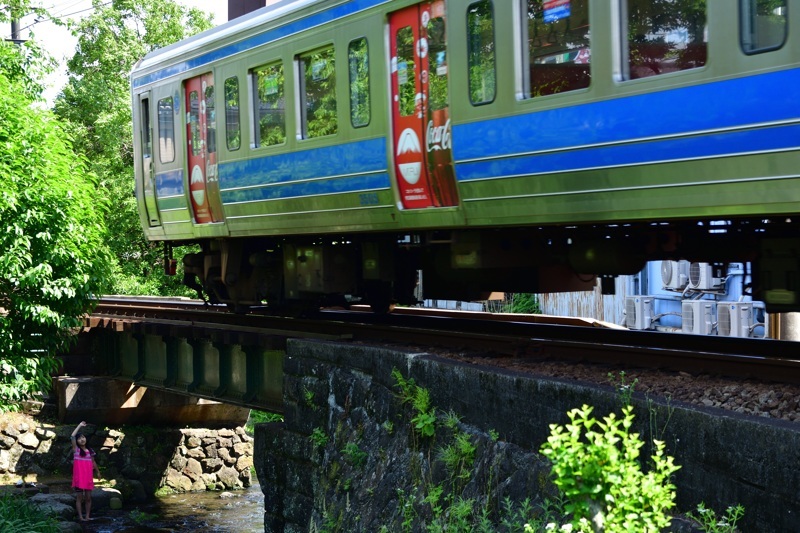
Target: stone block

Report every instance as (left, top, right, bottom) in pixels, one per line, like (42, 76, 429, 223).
(216, 466, 241, 489)
(183, 458, 203, 481)
(235, 455, 253, 472)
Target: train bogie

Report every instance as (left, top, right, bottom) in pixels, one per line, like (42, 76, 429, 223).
(131, 0, 800, 313)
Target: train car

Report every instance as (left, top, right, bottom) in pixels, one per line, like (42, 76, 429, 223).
(131, 0, 800, 314)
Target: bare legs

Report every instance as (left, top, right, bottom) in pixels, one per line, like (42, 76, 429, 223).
(75, 491, 84, 521)
(85, 491, 92, 520)
(75, 490, 92, 521)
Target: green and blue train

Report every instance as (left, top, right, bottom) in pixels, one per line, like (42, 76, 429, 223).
(131, 0, 800, 313)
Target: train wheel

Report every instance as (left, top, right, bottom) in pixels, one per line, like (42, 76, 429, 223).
(365, 281, 394, 314)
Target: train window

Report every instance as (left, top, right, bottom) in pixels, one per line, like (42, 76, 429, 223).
(140, 97, 152, 162)
(741, 0, 787, 54)
(253, 62, 286, 147)
(348, 38, 370, 128)
(396, 26, 417, 117)
(299, 47, 337, 138)
(427, 13, 448, 111)
(205, 84, 216, 155)
(521, 0, 590, 98)
(224, 77, 241, 151)
(467, 0, 496, 105)
(624, 0, 707, 80)
(188, 90, 201, 156)
(157, 97, 175, 163)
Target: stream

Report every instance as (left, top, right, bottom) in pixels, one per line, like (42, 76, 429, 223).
(82, 480, 264, 532)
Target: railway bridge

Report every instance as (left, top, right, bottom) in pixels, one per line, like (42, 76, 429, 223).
(57, 310, 299, 426)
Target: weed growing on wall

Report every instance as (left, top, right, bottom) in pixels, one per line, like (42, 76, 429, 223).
(688, 502, 745, 533)
(607, 371, 638, 408)
(389, 368, 549, 530)
(391, 368, 437, 444)
(310, 427, 329, 448)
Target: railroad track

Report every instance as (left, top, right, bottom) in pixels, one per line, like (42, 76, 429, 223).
(89, 297, 800, 385)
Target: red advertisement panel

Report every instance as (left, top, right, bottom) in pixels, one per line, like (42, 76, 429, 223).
(389, 2, 458, 209)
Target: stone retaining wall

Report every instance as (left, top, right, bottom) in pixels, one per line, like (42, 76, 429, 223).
(255, 339, 800, 532)
(164, 428, 254, 493)
(0, 414, 253, 499)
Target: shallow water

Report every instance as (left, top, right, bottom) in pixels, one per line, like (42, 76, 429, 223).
(84, 481, 264, 533)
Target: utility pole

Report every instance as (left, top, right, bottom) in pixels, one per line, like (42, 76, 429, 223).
(7, 6, 25, 45)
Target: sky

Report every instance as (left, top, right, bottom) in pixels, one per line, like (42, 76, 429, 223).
(4, 1, 229, 104)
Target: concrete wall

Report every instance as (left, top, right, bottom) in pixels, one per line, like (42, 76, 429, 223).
(254, 339, 800, 532)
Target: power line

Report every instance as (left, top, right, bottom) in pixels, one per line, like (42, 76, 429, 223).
(16, 1, 113, 34)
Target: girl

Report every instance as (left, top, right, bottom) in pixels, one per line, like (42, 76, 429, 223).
(70, 421, 101, 521)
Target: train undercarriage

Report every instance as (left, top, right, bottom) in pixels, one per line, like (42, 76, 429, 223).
(173, 218, 800, 315)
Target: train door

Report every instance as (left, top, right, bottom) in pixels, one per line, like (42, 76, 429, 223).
(138, 92, 161, 227)
(185, 73, 224, 224)
(389, 1, 459, 209)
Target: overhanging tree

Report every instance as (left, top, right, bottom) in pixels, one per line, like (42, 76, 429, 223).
(53, 0, 213, 295)
(0, 37, 113, 407)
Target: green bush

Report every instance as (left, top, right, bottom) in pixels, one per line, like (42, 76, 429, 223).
(0, 491, 60, 533)
(540, 404, 680, 532)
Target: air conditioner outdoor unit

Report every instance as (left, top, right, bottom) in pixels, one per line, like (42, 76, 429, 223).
(625, 296, 653, 330)
(681, 299, 716, 335)
(689, 262, 723, 290)
(661, 260, 690, 290)
(717, 302, 753, 338)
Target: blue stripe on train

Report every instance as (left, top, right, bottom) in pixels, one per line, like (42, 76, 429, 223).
(220, 173, 390, 203)
(455, 122, 800, 182)
(453, 69, 800, 167)
(218, 137, 390, 203)
(132, 0, 387, 88)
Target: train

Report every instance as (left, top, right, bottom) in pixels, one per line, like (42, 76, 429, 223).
(131, 0, 800, 315)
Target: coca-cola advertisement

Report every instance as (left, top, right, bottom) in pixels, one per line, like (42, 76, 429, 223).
(425, 112, 458, 207)
(422, 0, 458, 207)
(389, 1, 459, 210)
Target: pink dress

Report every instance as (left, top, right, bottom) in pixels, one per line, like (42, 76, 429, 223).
(72, 448, 95, 490)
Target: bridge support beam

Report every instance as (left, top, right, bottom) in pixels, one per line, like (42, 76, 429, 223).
(72, 325, 286, 414)
(56, 376, 249, 427)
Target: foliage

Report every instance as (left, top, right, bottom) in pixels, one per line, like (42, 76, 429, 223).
(392, 368, 437, 440)
(687, 502, 745, 533)
(342, 442, 368, 469)
(129, 508, 158, 524)
(607, 371, 638, 408)
(438, 431, 476, 482)
(0, 491, 60, 532)
(540, 404, 680, 532)
(507, 293, 541, 314)
(53, 0, 213, 296)
(0, 40, 113, 407)
(245, 409, 283, 435)
(388, 368, 564, 532)
(310, 427, 329, 448)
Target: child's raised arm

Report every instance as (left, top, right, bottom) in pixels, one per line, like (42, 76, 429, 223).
(70, 421, 86, 451)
